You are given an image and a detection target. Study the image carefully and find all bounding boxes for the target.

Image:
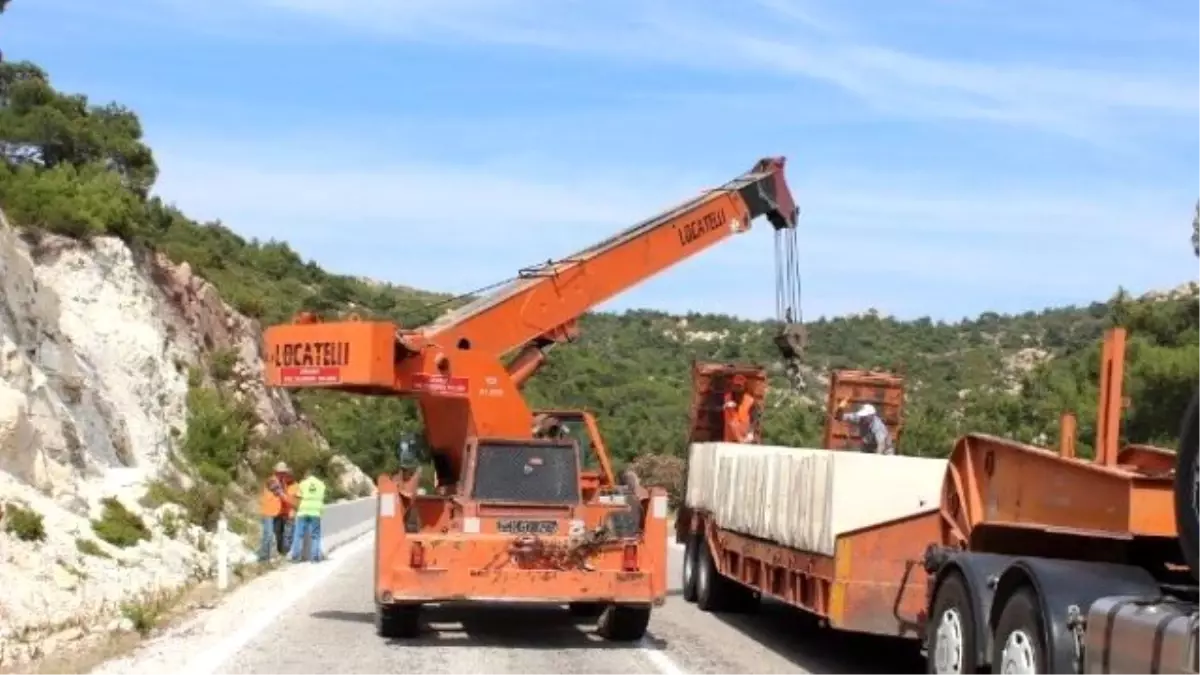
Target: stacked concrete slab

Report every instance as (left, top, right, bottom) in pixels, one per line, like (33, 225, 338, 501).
(684, 443, 948, 556)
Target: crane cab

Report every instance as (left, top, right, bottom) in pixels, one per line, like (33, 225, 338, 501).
(527, 409, 622, 500)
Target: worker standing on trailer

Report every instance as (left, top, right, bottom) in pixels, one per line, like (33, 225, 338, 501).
(837, 402, 895, 455)
(724, 375, 760, 443)
(289, 468, 328, 562)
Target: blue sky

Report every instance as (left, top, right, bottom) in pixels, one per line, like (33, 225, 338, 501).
(3, 0, 1197, 322)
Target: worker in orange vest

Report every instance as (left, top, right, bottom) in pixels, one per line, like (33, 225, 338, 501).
(258, 461, 299, 562)
(723, 374, 761, 443)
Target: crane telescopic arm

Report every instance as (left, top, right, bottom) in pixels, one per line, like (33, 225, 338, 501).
(264, 156, 804, 483)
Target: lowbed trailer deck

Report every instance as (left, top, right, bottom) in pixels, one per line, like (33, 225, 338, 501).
(677, 329, 1198, 673)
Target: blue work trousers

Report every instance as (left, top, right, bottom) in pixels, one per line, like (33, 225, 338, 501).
(258, 516, 294, 561)
(289, 515, 324, 562)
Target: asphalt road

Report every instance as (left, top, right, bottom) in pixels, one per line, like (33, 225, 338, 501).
(212, 535, 926, 675)
(316, 497, 376, 545)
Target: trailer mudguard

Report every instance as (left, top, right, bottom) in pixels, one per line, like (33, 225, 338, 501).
(988, 557, 1162, 673)
(928, 550, 1016, 666)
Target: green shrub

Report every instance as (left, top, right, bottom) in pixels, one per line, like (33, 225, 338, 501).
(76, 537, 110, 558)
(255, 429, 330, 481)
(3, 502, 46, 542)
(141, 477, 225, 531)
(181, 384, 253, 486)
(209, 347, 239, 383)
(161, 511, 181, 539)
(92, 497, 150, 548)
(120, 589, 178, 637)
(140, 480, 176, 509)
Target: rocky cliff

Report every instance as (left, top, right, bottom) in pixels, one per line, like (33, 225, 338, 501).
(0, 209, 371, 665)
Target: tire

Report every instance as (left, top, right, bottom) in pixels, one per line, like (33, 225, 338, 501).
(694, 535, 726, 612)
(568, 601, 605, 618)
(597, 604, 651, 641)
(990, 588, 1047, 674)
(926, 573, 979, 674)
(376, 604, 421, 639)
(1174, 390, 1198, 579)
(681, 533, 699, 603)
(694, 537, 758, 613)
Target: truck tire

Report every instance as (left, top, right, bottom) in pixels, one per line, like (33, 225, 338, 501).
(597, 604, 651, 641)
(695, 535, 727, 612)
(695, 537, 759, 613)
(682, 533, 699, 603)
(926, 573, 980, 674)
(376, 604, 420, 639)
(990, 587, 1047, 674)
(1175, 390, 1198, 579)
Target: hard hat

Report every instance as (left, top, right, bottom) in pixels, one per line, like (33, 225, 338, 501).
(274, 461, 290, 473)
(856, 404, 876, 418)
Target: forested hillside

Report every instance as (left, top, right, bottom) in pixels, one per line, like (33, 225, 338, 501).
(3, 58, 1197, 494)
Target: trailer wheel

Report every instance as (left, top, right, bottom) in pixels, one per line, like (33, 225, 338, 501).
(1174, 390, 1198, 579)
(694, 536, 757, 613)
(376, 604, 421, 639)
(694, 535, 727, 612)
(990, 588, 1046, 674)
(682, 533, 699, 603)
(926, 573, 979, 674)
(597, 604, 651, 641)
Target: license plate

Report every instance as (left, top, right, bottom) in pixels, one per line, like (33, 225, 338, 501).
(496, 519, 559, 535)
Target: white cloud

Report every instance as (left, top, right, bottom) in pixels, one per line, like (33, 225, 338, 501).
(149, 135, 1197, 320)
(15, 0, 1194, 150)
(214, 0, 1197, 144)
(16, 0, 1190, 318)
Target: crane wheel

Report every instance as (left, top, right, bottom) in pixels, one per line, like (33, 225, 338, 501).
(1174, 390, 1198, 579)
(567, 601, 605, 618)
(597, 603, 651, 641)
(376, 604, 420, 639)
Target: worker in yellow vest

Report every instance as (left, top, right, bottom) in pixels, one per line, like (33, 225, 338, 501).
(288, 468, 328, 562)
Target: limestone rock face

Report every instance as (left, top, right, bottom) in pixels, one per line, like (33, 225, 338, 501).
(0, 210, 371, 666)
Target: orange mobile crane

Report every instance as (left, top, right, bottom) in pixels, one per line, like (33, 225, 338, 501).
(263, 157, 804, 641)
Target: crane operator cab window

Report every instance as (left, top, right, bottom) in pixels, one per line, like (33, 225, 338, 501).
(546, 414, 602, 471)
(395, 433, 452, 492)
(471, 438, 582, 505)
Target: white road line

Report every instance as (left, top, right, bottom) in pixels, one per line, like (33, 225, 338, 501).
(640, 636, 687, 675)
(184, 533, 374, 675)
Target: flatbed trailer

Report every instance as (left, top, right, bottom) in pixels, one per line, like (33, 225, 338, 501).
(676, 328, 1199, 673)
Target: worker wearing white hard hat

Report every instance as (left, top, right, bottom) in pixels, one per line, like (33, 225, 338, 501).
(258, 461, 299, 562)
(836, 401, 896, 455)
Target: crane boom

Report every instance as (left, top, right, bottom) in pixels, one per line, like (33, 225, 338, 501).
(264, 156, 801, 485)
(414, 157, 798, 360)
